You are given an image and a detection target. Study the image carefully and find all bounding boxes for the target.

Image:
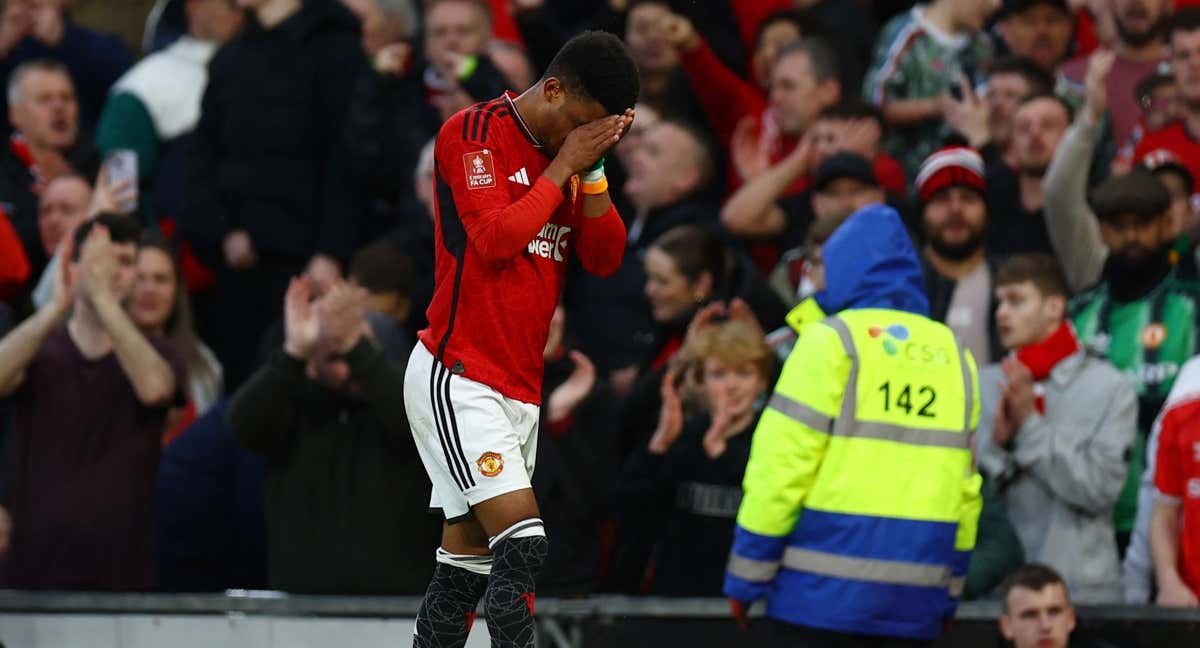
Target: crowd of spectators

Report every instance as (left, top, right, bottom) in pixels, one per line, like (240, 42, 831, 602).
(0, 0, 1198, 619)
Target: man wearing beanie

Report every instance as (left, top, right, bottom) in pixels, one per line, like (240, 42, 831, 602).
(1068, 169, 1200, 576)
(916, 145, 1000, 365)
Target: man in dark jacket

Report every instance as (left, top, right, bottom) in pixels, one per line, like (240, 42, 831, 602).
(227, 276, 439, 594)
(182, 0, 366, 389)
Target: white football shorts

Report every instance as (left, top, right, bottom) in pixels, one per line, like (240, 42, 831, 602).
(404, 341, 539, 521)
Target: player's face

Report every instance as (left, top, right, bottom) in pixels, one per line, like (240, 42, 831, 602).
(995, 281, 1063, 350)
(999, 584, 1075, 648)
(540, 93, 609, 157)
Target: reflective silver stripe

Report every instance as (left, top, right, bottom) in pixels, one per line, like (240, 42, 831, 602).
(783, 547, 953, 589)
(768, 393, 833, 433)
(851, 420, 970, 449)
(823, 317, 858, 437)
(727, 554, 781, 583)
(949, 576, 966, 598)
(956, 343, 974, 434)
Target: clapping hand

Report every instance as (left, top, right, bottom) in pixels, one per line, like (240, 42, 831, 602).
(317, 280, 370, 355)
(283, 276, 320, 360)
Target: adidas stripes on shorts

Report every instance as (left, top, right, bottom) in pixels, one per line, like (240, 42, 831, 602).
(404, 341, 539, 521)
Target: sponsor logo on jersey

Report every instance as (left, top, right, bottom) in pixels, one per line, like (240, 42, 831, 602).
(464, 149, 496, 189)
(477, 451, 504, 477)
(1142, 322, 1167, 350)
(528, 222, 571, 262)
(507, 167, 530, 186)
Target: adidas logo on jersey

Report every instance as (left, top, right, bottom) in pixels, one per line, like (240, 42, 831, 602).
(508, 167, 531, 185)
(528, 222, 571, 262)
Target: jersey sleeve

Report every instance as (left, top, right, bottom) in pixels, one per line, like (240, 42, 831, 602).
(435, 113, 563, 265)
(1154, 401, 1193, 500)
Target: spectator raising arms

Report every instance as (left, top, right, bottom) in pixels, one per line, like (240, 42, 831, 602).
(0, 215, 183, 590)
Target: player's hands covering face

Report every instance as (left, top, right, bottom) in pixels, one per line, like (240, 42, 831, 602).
(555, 109, 635, 175)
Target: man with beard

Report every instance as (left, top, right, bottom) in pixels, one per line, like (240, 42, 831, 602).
(1058, 0, 1170, 147)
(985, 94, 1072, 258)
(1069, 168, 1200, 553)
(916, 145, 1000, 365)
(995, 0, 1076, 74)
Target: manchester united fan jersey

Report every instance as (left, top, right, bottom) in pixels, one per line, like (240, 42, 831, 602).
(419, 92, 626, 405)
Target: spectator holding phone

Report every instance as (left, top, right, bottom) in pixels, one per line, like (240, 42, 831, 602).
(96, 0, 244, 226)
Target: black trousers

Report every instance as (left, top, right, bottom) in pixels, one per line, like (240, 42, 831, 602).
(769, 620, 934, 648)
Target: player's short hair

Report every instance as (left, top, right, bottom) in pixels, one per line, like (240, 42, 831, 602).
(989, 56, 1055, 98)
(1169, 7, 1200, 42)
(7, 59, 71, 107)
(1017, 92, 1075, 123)
(544, 30, 640, 116)
(1001, 564, 1071, 613)
(996, 253, 1069, 299)
(775, 37, 839, 83)
(650, 225, 728, 288)
(71, 214, 142, 262)
(349, 239, 415, 298)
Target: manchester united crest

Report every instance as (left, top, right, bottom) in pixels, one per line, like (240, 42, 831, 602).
(477, 451, 504, 477)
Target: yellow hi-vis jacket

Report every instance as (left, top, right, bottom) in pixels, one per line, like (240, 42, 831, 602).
(724, 307, 982, 640)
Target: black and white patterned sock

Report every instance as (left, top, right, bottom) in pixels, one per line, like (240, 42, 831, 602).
(413, 551, 491, 648)
(482, 519, 548, 648)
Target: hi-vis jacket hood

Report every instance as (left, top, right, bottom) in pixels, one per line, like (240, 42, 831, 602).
(815, 204, 929, 317)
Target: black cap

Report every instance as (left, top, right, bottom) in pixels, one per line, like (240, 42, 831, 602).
(1001, 0, 1070, 18)
(1089, 167, 1172, 223)
(814, 153, 878, 192)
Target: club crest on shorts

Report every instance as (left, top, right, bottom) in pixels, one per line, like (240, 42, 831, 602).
(477, 451, 504, 477)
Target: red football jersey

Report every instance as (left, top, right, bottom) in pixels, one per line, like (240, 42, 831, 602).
(1134, 122, 1200, 210)
(1155, 397, 1200, 595)
(419, 93, 626, 405)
